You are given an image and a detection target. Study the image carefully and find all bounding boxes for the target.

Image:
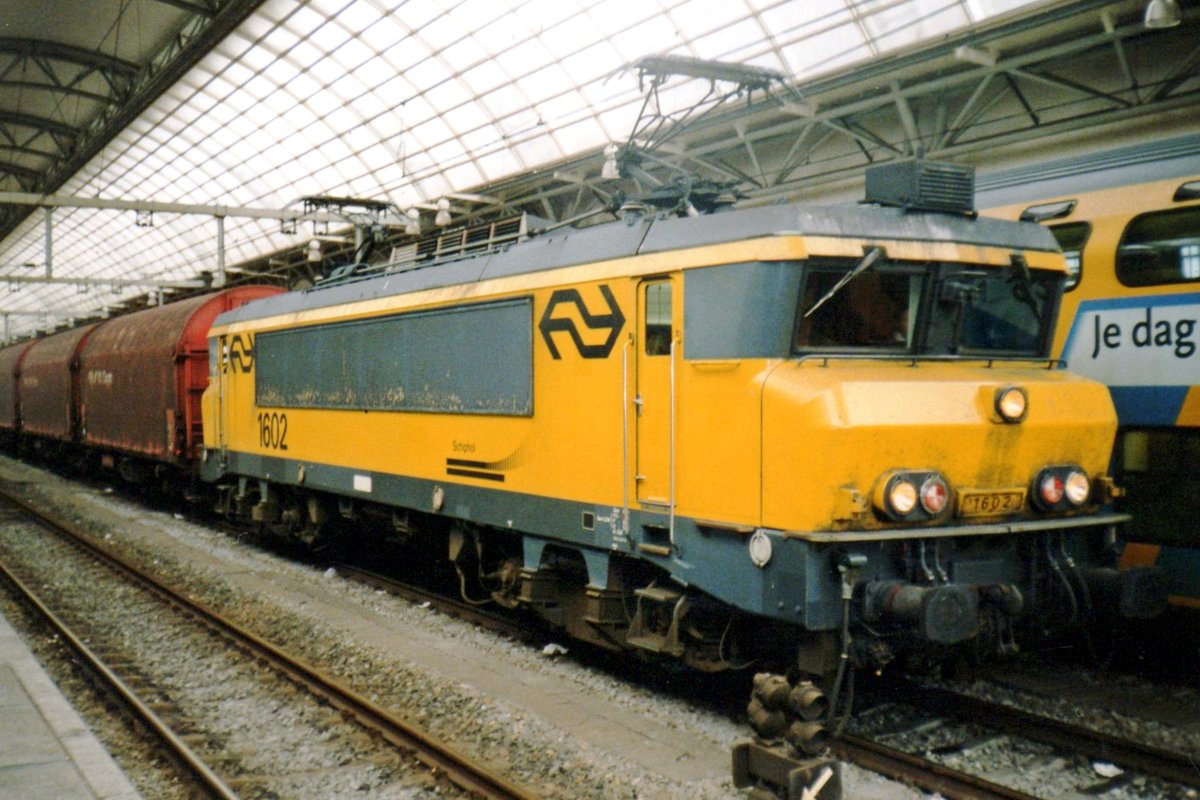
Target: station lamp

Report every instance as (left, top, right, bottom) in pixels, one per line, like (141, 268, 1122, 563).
(435, 199, 452, 227)
(1144, 0, 1181, 28)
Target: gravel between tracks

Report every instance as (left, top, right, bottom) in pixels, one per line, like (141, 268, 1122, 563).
(0, 457, 730, 799)
(0, 455, 929, 799)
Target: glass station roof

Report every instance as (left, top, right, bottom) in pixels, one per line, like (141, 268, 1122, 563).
(0, 0, 1043, 339)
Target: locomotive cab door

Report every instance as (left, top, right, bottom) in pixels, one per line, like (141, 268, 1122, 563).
(211, 335, 227, 462)
(635, 279, 674, 508)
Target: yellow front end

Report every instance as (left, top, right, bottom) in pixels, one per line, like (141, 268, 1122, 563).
(761, 361, 1117, 533)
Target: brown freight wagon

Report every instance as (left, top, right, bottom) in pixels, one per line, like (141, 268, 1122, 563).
(19, 324, 102, 447)
(0, 341, 34, 446)
(77, 286, 281, 477)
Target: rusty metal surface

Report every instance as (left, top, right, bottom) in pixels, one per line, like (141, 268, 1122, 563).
(19, 324, 100, 441)
(831, 735, 1039, 800)
(0, 341, 32, 431)
(78, 286, 280, 463)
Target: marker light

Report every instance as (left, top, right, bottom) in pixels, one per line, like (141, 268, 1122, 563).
(1064, 470, 1090, 506)
(995, 386, 1028, 423)
(920, 476, 949, 515)
(1039, 473, 1065, 506)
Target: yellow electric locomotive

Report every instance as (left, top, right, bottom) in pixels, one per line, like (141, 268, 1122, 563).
(202, 160, 1156, 682)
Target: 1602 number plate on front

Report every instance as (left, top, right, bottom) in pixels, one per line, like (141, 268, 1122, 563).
(957, 489, 1025, 517)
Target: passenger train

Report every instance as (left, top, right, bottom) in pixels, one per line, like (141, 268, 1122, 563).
(0, 160, 1161, 705)
(981, 132, 1200, 610)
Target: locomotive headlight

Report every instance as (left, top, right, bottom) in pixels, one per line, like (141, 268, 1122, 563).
(887, 478, 918, 516)
(995, 385, 1028, 423)
(876, 471, 952, 521)
(1064, 470, 1090, 506)
(920, 476, 949, 515)
(1033, 465, 1091, 511)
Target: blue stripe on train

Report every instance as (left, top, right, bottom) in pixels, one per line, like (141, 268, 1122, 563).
(1108, 386, 1189, 426)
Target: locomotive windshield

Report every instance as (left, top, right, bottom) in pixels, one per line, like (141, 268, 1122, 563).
(793, 257, 1061, 357)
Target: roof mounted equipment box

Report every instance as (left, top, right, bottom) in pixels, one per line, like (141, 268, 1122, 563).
(865, 159, 975, 215)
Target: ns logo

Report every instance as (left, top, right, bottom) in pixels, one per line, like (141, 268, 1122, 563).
(223, 333, 256, 374)
(538, 285, 625, 359)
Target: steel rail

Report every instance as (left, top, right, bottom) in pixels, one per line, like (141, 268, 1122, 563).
(0, 487, 540, 800)
(0, 554, 241, 800)
(892, 680, 1200, 790)
(832, 734, 1041, 800)
(338, 566, 1041, 800)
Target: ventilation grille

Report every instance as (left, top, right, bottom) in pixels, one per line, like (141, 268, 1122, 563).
(865, 160, 975, 214)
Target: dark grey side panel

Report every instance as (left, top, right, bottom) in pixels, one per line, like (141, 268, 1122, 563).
(256, 297, 533, 415)
(216, 200, 1058, 330)
(640, 203, 1060, 255)
(213, 449, 836, 629)
(684, 262, 802, 360)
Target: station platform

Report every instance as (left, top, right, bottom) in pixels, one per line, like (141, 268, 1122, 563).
(0, 608, 142, 800)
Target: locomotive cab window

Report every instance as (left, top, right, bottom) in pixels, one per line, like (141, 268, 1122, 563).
(924, 264, 1058, 356)
(1117, 207, 1200, 287)
(644, 282, 672, 356)
(794, 262, 921, 351)
(1047, 222, 1090, 291)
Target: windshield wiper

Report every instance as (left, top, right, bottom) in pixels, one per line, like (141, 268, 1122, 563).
(803, 246, 884, 319)
(1007, 254, 1044, 326)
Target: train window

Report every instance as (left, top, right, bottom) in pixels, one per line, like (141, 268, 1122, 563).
(1020, 199, 1076, 222)
(1047, 222, 1090, 291)
(644, 282, 672, 356)
(255, 298, 534, 415)
(925, 266, 1057, 356)
(1174, 181, 1200, 202)
(1117, 207, 1200, 287)
(794, 266, 920, 351)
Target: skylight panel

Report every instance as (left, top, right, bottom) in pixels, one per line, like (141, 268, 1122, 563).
(401, 58, 454, 104)
(559, 41, 622, 87)
(553, 117, 605, 154)
(330, 36, 378, 73)
(428, 35, 475, 74)
(416, 14, 468, 51)
(541, 12, 600, 60)
(694, 17, 770, 61)
(671, 0, 751, 38)
(863, 0, 970, 51)
(468, 148, 525, 183)
(410, 115, 456, 151)
(495, 39, 554, 82)
(965, 0, 1039, 17)
(513, 0, 579, 31)
(473, 14, 530, 55)
(394, 0, 443, 32)
(784, 23, 872, 76)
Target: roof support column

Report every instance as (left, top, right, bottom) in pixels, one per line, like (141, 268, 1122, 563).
(44, 207, 52, 278)
(216, 214, 226, 288)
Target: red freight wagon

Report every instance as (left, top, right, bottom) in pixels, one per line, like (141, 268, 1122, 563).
(19, 324, 101, 443)
(0, 341, 33, 437)
(77, 286, 281, 470)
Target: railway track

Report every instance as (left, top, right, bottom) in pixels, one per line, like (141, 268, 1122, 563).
(845, 673, 1200, 800)
(8, 472, 1192, 800)
(336, 562, 1065, 800)
(887, 677, 1200, 791)
(832, 735, 1040, 800)
(0, 486, 540, 800)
